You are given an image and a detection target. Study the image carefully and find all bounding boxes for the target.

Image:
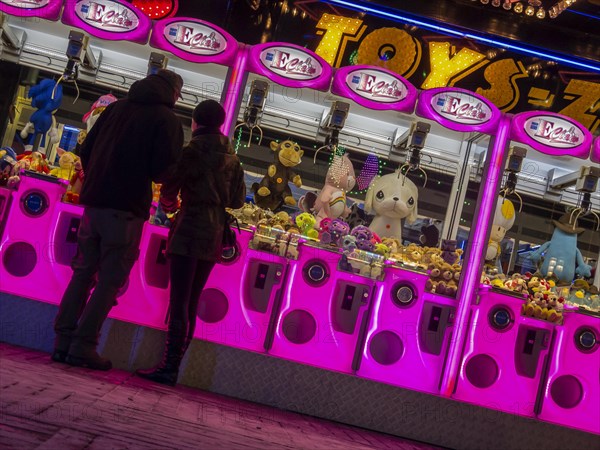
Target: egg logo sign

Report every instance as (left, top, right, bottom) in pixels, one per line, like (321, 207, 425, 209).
(525, 116, 583, 149)
(0, 0, 48, 7)
(165, 21, 226, 55)
(76, 0, 138, 32)
(432, 92, 492, 125)
(261, 47, 322, 80)
(348, 69, 408, 103)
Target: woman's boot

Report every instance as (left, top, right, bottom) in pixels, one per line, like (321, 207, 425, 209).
(136, 321, 186, 386)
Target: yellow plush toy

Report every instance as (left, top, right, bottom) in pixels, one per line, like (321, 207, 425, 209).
(50, 148, 79, 180)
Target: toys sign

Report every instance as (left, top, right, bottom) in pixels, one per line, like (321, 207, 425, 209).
(0, 0, 62, 20)
(150, 17, 238, 65)
(416, 88, 500, 133)
(62, 0, 151, 44)
(331, 65, 417, 113)
(248, 43, 332, 91)
(510, 111, 592, 159)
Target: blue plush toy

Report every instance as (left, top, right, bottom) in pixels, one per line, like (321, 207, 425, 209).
(529, 213, 592, 284)
(20, 79, 63, 148)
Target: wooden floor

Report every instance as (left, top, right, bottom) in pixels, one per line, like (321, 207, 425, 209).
(0, 343, 439, 450)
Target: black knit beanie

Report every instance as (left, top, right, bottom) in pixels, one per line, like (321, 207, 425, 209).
(193, 100, 226, 127)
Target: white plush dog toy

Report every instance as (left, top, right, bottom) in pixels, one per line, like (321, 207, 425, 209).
(365, 170, 418, 241)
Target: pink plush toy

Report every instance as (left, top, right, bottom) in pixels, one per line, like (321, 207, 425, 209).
(301, 153, 356, 226)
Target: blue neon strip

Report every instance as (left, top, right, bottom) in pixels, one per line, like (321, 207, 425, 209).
(322, 0, 600, 73)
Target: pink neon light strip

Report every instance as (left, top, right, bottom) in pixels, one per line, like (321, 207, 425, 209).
(592, 137, 600, 164)
(439, 114, 511, 397)
(221, 45, 248, 137)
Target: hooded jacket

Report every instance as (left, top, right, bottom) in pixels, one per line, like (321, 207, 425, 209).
(79, 75, 183, 218)
(160, 127, 246, 261)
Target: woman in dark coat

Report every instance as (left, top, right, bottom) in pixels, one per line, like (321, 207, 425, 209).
(136, 100, 246, 385)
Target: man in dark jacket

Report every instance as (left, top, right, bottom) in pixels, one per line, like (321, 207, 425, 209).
(136, 99, 246, 385)
(53, 69, 184, 370)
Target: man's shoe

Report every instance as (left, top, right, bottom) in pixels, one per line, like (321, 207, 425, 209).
(66, 353, 112, 371)
(51, 349, 68, 363)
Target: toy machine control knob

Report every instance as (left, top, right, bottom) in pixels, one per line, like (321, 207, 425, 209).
(392, 283, 416, 307)
(576, 328, 598, 352)
(22, 191, 49, 217)
(490, 307, 512, 330)
(220, 242, 240, 264)
(303, 261, 329, 286)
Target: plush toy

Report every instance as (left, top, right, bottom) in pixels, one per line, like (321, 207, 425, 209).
(295, 212, 318, 239)
(83, 94, 117, 133)
(252, 140, 303, 210)
(311, 153, 356, 224)
(345, 203, 372, 230)
(350, 225, 375, 252)
(75, 94, 118, 153)
(0, 147, 18, 186)
(441, 239, 462, 265)
(339, 235, 358, 273)
(64, 157, 84, 204)
(364, 170, 418, 241)
(16, 150, 50, 174)
(485, 198, 516, 273)
(320, 218, 350, 247)
(420, 223, 440, 248)
(20, 79, 63, 149)
(50, 148, 80, 180)
(373, 242, 390, 258)
(529, 213, 592, 284)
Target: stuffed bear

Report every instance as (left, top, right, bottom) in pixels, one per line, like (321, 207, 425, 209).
(529, 213, 592, 284)
(440, 239, 462, 265)
(20, 79, 63, 149)
(420, 223, 440, 248)
(252, 140, 303, 211)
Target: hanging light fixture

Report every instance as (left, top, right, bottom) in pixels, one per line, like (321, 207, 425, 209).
(477, 0, 578, 19)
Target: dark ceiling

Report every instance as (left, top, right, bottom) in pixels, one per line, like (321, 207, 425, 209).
(361, 0, 600, 66)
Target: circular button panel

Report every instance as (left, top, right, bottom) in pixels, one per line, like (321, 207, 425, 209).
(575, 328, 598, 353)
(489, 307, 513, 331)
(21, 191, 49, 217)
(302, 261, 329, 286)
(219, 242, 241, 265)
(392, 283, 416, 307)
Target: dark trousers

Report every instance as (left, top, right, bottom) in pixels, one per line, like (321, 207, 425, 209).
(168, 254, 215, 343)
(54, 207, 144, 356)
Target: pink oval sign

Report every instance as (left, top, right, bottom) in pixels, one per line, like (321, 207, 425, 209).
(62, 0, 151, 44)
(510, 111, 592, 159)
(258, 45, 323, 81)
(161, 20, 227, 56)
(1, 0, 49, 9)
(430, 91, 493, 125)
(523, 115, 585, 149)
(344, 68, 408, 103)
(74, 0, 139, 33)
(0, 0, 62, 20)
